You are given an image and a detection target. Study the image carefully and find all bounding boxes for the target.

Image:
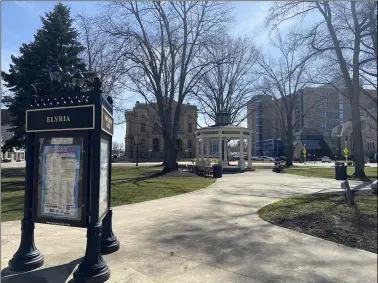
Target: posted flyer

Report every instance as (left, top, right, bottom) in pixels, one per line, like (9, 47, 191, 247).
(41, 145, 80, 218)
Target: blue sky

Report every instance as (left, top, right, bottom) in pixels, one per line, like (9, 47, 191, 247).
(1, 1, 317, 143)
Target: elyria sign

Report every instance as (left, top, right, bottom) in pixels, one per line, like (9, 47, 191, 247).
(46, 115, 71, 123)
(26, 105, 95, 132)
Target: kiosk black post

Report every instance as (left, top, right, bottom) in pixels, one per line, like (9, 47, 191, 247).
(8, 93, 44, 272)
(73, 77, 110, 282)
(100, 95, 120, 254)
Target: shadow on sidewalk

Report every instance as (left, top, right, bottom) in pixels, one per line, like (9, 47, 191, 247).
(1, 258, 81, 283)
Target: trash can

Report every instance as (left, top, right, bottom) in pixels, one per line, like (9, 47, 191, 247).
(212, 164, 223, 178)
(335, 162, 347, 180)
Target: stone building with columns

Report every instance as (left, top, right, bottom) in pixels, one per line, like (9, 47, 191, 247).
(125, 101, 197, 161)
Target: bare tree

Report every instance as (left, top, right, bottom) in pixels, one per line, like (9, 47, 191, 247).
(266, 1, 376, 177)
(99, 1, 232, 171)
(191, 35, 260, 126)
(257, 30, 317, 166)
(75, 13, 129, 124)
(112, 141, 121, 154)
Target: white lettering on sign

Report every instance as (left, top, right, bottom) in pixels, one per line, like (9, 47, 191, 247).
(46, 116, 71, 123)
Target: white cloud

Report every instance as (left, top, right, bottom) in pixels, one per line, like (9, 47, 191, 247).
(13, 1, 44, 15)
(231, 1, 271, 38)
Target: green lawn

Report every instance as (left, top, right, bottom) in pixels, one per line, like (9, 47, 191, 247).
(258, 191, 377, 253)
(1, 166, 215, 222)
(285, 167, 378, 181)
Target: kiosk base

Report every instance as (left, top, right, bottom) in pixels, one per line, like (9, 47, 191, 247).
(73, 223, 110, 283)
(100, 208, 120, 255)
(8, 219, 44, 272)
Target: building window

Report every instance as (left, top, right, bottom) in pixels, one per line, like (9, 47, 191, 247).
(321, 101, 326, 109)
(339, 111, 344, 119)
(176, 138, 182, 151)
(321, 112, 326, 118)
(345, 136, 347, 141)
(141, 139, 145, 148)
(367, 143, 370, 150)
(188, 139, 192, 149)
(372, 143, 375, 150)
(141, 123, 146, 132)
(339, 121, 344, 125)
(339, 102, 343, 110)
(321, 121, 327, 128)
(188, 123, 192, 133)
(153, 123, 158, 132)
(320, 93, 328, 99)
(153, 138, 160, 152)
(339, 94, 343, 100)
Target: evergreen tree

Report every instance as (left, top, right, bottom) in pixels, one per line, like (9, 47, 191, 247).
(1, 2, 85, 151)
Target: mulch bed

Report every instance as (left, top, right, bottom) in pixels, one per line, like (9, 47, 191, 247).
(261, 190, 377, 253)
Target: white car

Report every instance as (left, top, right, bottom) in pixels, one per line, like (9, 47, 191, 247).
(321, 156, 331, 163)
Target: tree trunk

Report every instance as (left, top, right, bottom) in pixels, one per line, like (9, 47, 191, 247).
(285, 136, 294, 167)
(350, 93, 365, 177)
(285, 117, 294, 167)
(163, 135, 177, 172)
(163, 137, 169, 166)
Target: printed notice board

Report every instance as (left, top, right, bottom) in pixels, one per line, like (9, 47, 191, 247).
(41, 146, 81, 219)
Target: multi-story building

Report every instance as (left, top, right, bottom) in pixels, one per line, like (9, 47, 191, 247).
(247, 86, 377, 158)
(295, 87, 376, 136)
(247, 95, 281, 156)
(125, 101, 197, 160)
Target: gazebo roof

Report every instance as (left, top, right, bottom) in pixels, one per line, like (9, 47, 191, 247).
(195, 124, 252, 138)
(196, 124, 250, 132)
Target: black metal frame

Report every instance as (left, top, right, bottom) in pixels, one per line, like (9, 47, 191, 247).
(9, 78, 119, 282)
(32, 131, 89, 228)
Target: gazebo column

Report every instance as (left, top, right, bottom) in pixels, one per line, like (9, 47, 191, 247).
(223, 140, 228, 166)
(206, 139, 210, 166)
(247, 135, 252, 169)
(239, 134, 245, 170)
(218, 133, 222, 165)
(200, 135, 204, 166)
(196, 137, 199, 165)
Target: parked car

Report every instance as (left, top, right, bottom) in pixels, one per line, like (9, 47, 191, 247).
(230, 153, 239, 160)
(321, 156, 331, 163)
(368, 153, 377, 163)
(1, 158, 11, 163)
(261, 156, 274, 161)
(112, 154, 119, 162)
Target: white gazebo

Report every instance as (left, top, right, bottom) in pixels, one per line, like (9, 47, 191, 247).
(194, 112, 253, 171)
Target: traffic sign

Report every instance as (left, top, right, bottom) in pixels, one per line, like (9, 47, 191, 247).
(343, 148, 349, 155)
(303, 149, 307, 155)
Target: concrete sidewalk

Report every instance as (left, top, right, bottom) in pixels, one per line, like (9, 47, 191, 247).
(1, 171, 376, 283)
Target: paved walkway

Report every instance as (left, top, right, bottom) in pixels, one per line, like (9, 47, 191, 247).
(1, 171, 376, 283)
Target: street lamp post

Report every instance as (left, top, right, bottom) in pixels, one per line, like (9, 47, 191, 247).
(134, 139, 142, 166)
